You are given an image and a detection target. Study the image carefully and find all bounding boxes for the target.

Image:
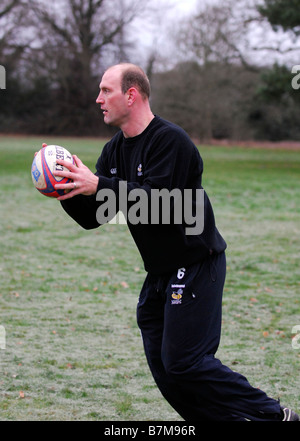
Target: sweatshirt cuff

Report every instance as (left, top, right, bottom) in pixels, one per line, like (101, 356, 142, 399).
(97, 175, 120, 195)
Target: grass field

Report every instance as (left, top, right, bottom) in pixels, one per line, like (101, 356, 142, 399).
(0, 135, 299, 421)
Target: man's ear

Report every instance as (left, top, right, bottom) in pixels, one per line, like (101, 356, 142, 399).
(127, 87, 138, 106)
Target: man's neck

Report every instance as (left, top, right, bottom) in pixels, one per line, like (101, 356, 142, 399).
(122, 111, 155, 138)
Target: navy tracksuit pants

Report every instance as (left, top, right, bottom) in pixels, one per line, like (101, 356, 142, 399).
(136, 251, 282, 421)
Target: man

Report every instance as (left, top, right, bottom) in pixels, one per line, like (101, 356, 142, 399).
(52, 63, 298, 421)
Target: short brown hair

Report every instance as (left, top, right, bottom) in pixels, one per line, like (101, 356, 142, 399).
(120, 64, 151, 100)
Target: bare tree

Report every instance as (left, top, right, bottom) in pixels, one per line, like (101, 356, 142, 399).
(29, 0, 150, 77)
(0, 0, 29, 67)
(11, 0, 151, 133)
(0, 0, 173, 135)
(0, 0, 20, 18)
(174, 0, 260, 70)
(150, 0, 269, 141)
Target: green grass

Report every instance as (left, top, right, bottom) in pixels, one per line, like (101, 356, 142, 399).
(0, 135, 299, 420)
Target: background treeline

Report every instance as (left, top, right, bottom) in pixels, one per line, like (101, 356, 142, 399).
(1, 0, 300, 141)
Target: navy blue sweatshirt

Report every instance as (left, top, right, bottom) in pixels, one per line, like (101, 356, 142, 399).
(61, 116, 226, 274)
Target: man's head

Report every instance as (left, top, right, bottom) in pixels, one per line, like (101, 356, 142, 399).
(96, 64, 151, 132)
(119, 63, 151, 100)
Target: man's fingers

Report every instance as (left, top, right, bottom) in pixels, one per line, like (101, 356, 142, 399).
(55, 158, 77, 172)
(54, 169, 73, 179)
(73, 154, 83, 167)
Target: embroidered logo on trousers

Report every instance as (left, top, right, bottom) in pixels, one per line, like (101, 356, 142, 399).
(171, 288, 183, 305)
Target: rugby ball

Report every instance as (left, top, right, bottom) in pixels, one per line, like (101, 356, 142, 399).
(31, 145, 74, 197)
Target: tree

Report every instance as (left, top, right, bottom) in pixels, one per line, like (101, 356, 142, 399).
(0, 0, 153, 135)
(30, 0, 145, 75)
(258, 0, 300, 35)
(161, 0, 260, 140)
(152, 60, 260, 141)
(253, 0, 300, 140)
(0, 0, 20, 18)
(26, 0, 150, 134)
(161, 0, 300, 142)
(0, 0, 29, 68)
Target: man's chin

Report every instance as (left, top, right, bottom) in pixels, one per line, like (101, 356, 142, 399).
(104, 116, 118, 128)
(103, 116, 111, 126)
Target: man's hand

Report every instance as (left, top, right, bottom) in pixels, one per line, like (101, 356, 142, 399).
(38, 143, 99, 201)
(54, 154, 99, 201)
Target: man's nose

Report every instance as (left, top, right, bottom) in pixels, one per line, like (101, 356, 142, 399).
(96, 92, 103, 104)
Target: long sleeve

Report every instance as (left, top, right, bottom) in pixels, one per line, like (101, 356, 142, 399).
(60, 142, 113, 230)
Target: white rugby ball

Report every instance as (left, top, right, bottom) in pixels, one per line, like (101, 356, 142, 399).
(31, 145, 74, 197)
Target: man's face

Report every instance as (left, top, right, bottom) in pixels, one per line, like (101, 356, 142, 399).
(96, 67, 129, 127)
